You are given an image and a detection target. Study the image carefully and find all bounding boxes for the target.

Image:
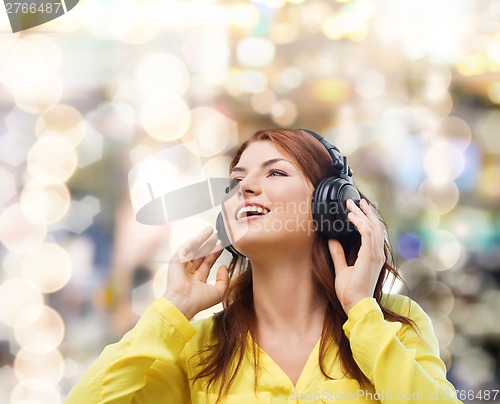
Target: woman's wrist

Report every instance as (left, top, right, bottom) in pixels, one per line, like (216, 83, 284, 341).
(164, 291, 197, 320)
(343, 295, 370, 315)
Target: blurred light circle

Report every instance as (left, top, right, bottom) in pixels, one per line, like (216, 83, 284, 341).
(453, 272, 481, 298)
(110, 0, 160, 44)
(433, 116, 472, 150)
(397, 232, 423, 260)
(448, 207, 495, 251)
(418, 179, 459, 214)
(22, 243, 72, 293)
(0, 278, 43, 327)
(129, 159, 179, 215)
(407, 105, 438, 126)
(20, 181, 71, 225)
(322, 10, 368, 41)
(237, 37, 275, 68)
(12, 75, 62, 114)
(355, 69, 385, 100)
(0, 38, 41, 90)
(230, 3, 260, 29)
(323, 14, 344, 40)
(398, 197, 440, 231)
(203, 156, 233, 177)
(478, 162, 500, 199)
(136, 53, 190, 98)
(271, 99, 298, 126)
(14, 344, 64, 386)
(36, 105, 86, 147)
(24, 35, 62, 76)
(269, 23, 300, 44)
(251, 89, 277, 114)
(0, 166, 16, 207)
(86, 102, 136, 143)
(289, 0, 331, 29)
(14, 305, 65, 350)
(414, 281, 455, 320)
(0, 204, 47, 253)
(487, 33, 500, 63)
(181, 31, 229, 86)
(236, 70, 268, 93)
(487, 82, 500, 104)
(423, 140, 464, 184)
(27, 136, 78, 184)
(425, 230, 462, 271)
(453, 347, 495, 388)
(182, 107, 238, 157)
(169, 217, 214, 258)
(456, 53, 488, 76)
(3, 252, 27, 278)
(140, 95, 190, 141)
(411, 91, 453, 122)
(333, 110, 360, 155)
(11, 380, 61, 404)
(312, 79, 351, 102)
(476, 110, 500, 155)
(398, 258, 437, 289)
(273, 67, 304, 93)
(409, 60, 451, 101)
(461, 304, 496, 337)
(259, 0, 286, 8)
(440, 348, 452, 370)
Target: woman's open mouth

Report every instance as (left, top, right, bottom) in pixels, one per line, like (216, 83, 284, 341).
(235, 205, 270, 221)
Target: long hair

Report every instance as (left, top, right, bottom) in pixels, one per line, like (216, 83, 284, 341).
(192, 129, 413, 399)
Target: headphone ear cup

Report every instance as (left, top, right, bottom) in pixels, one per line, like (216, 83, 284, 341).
(216, 212, 244, 257)
(312, 177, 361, 238)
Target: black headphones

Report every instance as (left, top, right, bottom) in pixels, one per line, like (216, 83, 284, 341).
(216, 129, 361, 257)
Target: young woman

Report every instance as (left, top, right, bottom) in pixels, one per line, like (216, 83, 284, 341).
(66, 129, 461, 403)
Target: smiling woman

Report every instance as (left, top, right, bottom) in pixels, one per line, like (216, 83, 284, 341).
(66, 129, 462, 404)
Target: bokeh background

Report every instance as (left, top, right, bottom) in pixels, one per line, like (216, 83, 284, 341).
(1, 0, 500, 402)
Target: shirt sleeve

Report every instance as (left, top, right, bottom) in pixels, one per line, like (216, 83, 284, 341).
(65, 298, 196, 404)
(343, 296, 462, 403)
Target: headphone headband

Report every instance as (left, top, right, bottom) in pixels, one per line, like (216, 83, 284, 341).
(299, 129, 353, 180)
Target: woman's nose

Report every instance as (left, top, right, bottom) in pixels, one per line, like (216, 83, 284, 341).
(238, 175, 261, 196)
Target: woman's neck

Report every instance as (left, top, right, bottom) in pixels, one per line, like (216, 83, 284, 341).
(249, 252, 326, 340)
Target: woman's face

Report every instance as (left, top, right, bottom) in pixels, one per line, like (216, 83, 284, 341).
(222, 141, 315, 255)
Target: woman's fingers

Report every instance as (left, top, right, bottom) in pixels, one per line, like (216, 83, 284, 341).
(347, 199, 374, 236)
(195, 248, 224, 282)
(328, 239, 348, 274)
(177, 227, 222, 276)
(346, 199, 385, 263)
(348, 199, 387, 244)
(177, 226, 214, 263)
(189, 232, 220, 270)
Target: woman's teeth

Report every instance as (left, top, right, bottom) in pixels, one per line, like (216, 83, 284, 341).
(236, 206, 270, 220)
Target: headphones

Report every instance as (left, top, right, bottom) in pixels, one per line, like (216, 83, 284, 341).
(216, 129, 361, 257)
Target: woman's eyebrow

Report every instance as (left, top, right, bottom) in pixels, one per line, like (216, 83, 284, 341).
(231, 158, 292, 173)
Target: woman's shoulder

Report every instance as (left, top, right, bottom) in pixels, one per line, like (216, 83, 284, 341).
(381, 293, 429, 322)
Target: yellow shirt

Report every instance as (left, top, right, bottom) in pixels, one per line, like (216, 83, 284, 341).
(65, 294, 462, 403)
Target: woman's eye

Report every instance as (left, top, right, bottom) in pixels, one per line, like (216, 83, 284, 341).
(268, 169, 287, 177)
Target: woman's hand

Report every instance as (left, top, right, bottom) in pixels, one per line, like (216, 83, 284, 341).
(164, 227, 229, 320)
(328, 199, 386, 315)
